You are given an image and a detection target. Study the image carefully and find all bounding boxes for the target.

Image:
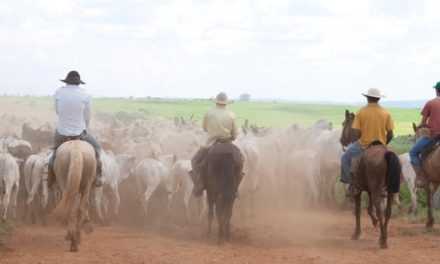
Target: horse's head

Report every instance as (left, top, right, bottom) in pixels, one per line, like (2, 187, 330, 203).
(412, 122, 431, 141)
(340, 109, 358, 147)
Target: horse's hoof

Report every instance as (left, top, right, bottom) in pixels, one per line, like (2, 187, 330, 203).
(351, 232, 360, 240)
(70, 243, 79, 252)
(426, 220, 434, 229)
(379, 240, 388, 249)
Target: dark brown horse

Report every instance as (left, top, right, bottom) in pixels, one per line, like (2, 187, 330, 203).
(341, 110, 401, 248)
(192, 142, 243, 244)
(412, 123, 440, 229)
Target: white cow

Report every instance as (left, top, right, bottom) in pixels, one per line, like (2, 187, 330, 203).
(285, 149, 321, 207)
(23, 153, 49, 224)
(235, 136, 260, 217)
(169, 159, 206, 223)
(92, 151, 123, 225)
(399, 153, 418, 214)
(134, 157, 173, 220)
(0, 152, 20, 221)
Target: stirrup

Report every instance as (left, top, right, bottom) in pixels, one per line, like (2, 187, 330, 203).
(345, 185, 361, 197)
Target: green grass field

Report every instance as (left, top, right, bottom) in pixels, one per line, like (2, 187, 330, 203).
(0, 95, 421, 135)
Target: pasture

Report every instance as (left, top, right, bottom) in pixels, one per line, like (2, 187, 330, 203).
(0, 95, 421, 135)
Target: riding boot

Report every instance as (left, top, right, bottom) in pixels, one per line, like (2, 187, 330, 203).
(412, 164, 427, 188)
(46, 164, 56, 188)
(94, 157, 103, 187)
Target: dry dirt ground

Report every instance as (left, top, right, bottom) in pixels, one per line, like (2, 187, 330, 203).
(1, 209, 440, 264)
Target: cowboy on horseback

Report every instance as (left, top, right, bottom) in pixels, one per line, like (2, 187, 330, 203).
(409, 81, 440, 188)
(340, 88, 395, 197)
(46, 70, 103, 188)
(190, 92, 239, 197)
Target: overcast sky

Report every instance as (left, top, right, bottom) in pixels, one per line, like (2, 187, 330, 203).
(1, 0, 439, 102)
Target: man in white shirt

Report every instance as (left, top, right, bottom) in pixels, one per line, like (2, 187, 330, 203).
(47, 71, 102, 187)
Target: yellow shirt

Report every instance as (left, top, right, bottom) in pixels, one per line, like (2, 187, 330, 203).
(352, 103, 394, 147)
(202, 105, 238, 148)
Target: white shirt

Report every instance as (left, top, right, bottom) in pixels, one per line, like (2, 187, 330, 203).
(54, 85, 91, 136)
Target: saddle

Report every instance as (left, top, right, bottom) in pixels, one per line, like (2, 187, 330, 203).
(197, 140, 244, 172)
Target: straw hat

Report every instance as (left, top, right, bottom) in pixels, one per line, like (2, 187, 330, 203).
(362, 88, 385, 98)
(60, 70, 85, 85)
(212, 92, 231, 105)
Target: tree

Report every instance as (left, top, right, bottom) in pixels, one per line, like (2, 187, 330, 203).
(239, 93, 250, 101)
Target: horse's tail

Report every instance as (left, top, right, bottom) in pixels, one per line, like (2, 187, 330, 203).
(52, 148, 83, 221)
(385, 151, 401, 193)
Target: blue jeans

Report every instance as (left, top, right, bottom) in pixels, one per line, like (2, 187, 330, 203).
(409, 136, 436, 166)
(48, 130, 101, 166)
(340, 141, 364, 185)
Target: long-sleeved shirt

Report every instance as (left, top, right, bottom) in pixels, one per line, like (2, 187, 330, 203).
(54, 85, 91, 136)
(202, 105, 238, 148)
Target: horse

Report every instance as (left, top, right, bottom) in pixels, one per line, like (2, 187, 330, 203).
(192, 142, 243, 244)
(341, 110, 401, 248)
(51, 140, 97, 252)
(412, 123, 440, 229)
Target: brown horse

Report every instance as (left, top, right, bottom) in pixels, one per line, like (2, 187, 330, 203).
(51, 140, 97, 252)
(192, 142, 243, 244)
(412, 123, 440, 229)
(341, 110, 401, 248)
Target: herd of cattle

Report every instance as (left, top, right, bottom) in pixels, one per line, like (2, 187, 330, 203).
(0, 112, 421, 229)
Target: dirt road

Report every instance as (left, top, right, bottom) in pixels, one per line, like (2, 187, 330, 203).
(1, 209, 440, 264)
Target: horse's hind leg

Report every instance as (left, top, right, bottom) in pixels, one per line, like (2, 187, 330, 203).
(215, 201, 225, 244)
(426, 183, 439, 229)
(372, 192, 387, 248)
(367, 192, 378, 227)
(351, 193, 361, 240)
(207, 195, 214, 237)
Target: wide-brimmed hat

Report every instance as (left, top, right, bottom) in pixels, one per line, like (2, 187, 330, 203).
(212, 92, 232, 105)
(362, 88, 385, 98)
(60, 70, 85, 85)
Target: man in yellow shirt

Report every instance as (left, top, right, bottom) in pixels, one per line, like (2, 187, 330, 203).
(340, 88, 395, 196)
(191, 92, 238, 196)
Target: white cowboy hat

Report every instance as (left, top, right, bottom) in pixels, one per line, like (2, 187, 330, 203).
(362, 88, 386, 98)
(212, 92, 232, 105)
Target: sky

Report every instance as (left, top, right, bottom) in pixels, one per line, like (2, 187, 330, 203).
(0, 0, 440, 102)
